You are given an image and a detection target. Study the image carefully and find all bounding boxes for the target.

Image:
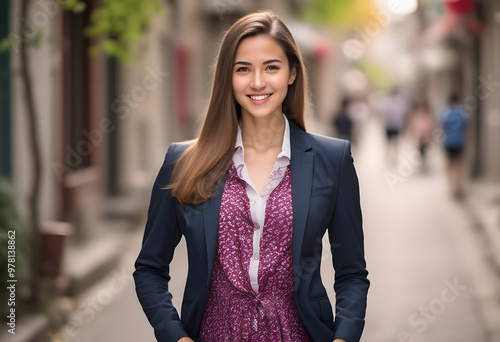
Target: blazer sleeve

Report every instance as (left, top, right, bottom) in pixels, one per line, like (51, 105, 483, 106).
(329, 141, 370, 342)
(133, 144, 189, 342)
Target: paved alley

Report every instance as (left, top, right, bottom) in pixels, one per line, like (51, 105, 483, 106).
(355, 117, 499, 342)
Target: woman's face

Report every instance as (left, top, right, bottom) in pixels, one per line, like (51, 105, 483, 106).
(232, 34, 296, 120)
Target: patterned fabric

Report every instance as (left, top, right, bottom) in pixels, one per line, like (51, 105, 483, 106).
(198, 163, 310, 341)
(232, 113, 291, 293)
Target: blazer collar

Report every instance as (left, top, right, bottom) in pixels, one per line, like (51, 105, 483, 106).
(288, 119, 312, 153)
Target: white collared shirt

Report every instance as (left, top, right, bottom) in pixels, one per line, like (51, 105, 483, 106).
(232, 114, 291, 293)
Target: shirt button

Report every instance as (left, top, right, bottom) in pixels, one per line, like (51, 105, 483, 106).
(253, 253, 259, 260)
(253, 222, 260, 231)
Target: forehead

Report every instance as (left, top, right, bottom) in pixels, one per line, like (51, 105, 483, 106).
(234, 34, 287, 62)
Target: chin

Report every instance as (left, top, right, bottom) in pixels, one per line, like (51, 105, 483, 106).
(241, 106, 281, 119)
(245, 111, 274, 119)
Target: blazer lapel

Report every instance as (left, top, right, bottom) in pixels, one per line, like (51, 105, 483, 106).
(203, 176, 226, 281)
(289, 121, 313, 268)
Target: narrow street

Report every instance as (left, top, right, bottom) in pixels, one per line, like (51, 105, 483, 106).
(64, 117, 497, 342)
(354, 117, 497, 342)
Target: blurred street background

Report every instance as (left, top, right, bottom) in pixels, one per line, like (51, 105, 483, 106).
(0, 0, 499, 341)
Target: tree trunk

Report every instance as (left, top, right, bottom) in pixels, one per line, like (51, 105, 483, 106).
(20, 0, 42, 304)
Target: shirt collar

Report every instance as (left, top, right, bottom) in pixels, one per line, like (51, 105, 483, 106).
(234, 113, 291, 160)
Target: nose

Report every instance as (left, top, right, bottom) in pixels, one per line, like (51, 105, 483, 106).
(250, 71, 266, 90)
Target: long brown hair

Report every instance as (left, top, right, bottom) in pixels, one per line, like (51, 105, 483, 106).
(170, 10, 309, 204)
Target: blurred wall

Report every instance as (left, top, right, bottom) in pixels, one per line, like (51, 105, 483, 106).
(477, 0, 500, 181)
(8, 0, 325, 244)
(11, 0, 60, 223)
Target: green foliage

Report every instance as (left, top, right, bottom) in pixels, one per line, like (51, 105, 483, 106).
(0, 0, 160, 65)
(0, 179, 19, 255)
(299, 0, 353, 27)
(0, 0, 86, 53)
(63, 0, 87, 13)
(0, 37, 11, 52)
(358, 61, 393, 91)
(0, 178, 24, 300)
(85, 0, 162, 64)
(298, 0, 377, 29)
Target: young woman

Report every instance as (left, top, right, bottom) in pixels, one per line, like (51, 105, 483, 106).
(134, 10, 369, 342)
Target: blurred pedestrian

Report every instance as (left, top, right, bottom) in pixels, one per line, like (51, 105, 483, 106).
(408, 95, 434, 173)
(333, 97, 354, 141)
(134, 10, 369, 342)
(380, 88, 410, 164)
(441, 93, 470, 199)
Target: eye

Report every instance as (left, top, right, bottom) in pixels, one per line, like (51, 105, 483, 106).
(266, 65, 280, 71)
(236, 66, 250, 72)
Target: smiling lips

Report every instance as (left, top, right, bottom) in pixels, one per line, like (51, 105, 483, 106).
(248, 93, 272, 103)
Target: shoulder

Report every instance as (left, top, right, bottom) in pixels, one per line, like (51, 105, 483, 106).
(288, 119, 351, 165)
(166, 140, 195, 162)
(289, 119, 349, 154)
(442, 106, 469, 121)
(305, 131, 350, 156)
(301, 132, 356, 185)
(156, 141, 195, 183)
(152, 141, 195, 187)
(298, 131, 352, 172)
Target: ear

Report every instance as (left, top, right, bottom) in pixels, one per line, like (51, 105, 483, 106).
(288, 67, 297, 85)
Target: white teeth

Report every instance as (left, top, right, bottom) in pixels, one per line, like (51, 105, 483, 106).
(249, 94, 271, 101)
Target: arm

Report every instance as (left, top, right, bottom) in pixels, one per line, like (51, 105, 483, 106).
(134, 144, 190, 342)
(328, 141, 370, 342)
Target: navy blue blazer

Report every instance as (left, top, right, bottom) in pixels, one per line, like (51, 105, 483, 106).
(134, 120, 369, 342)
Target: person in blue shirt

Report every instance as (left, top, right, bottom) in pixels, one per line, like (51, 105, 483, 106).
(441, 93, 470, 199)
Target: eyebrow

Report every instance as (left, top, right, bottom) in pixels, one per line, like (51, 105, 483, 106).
(234, 59, 283, 66)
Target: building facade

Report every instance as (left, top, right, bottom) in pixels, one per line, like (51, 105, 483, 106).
(5, 0, 326, 300)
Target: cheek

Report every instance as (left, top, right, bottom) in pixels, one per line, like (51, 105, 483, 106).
(273, 74, 292, 90)
(232, 76, 245, 94)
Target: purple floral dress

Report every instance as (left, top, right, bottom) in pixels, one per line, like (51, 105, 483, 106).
(198, 164, 310, 341)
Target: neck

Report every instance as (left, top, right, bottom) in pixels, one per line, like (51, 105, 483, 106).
(240, 111, 285, 151)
